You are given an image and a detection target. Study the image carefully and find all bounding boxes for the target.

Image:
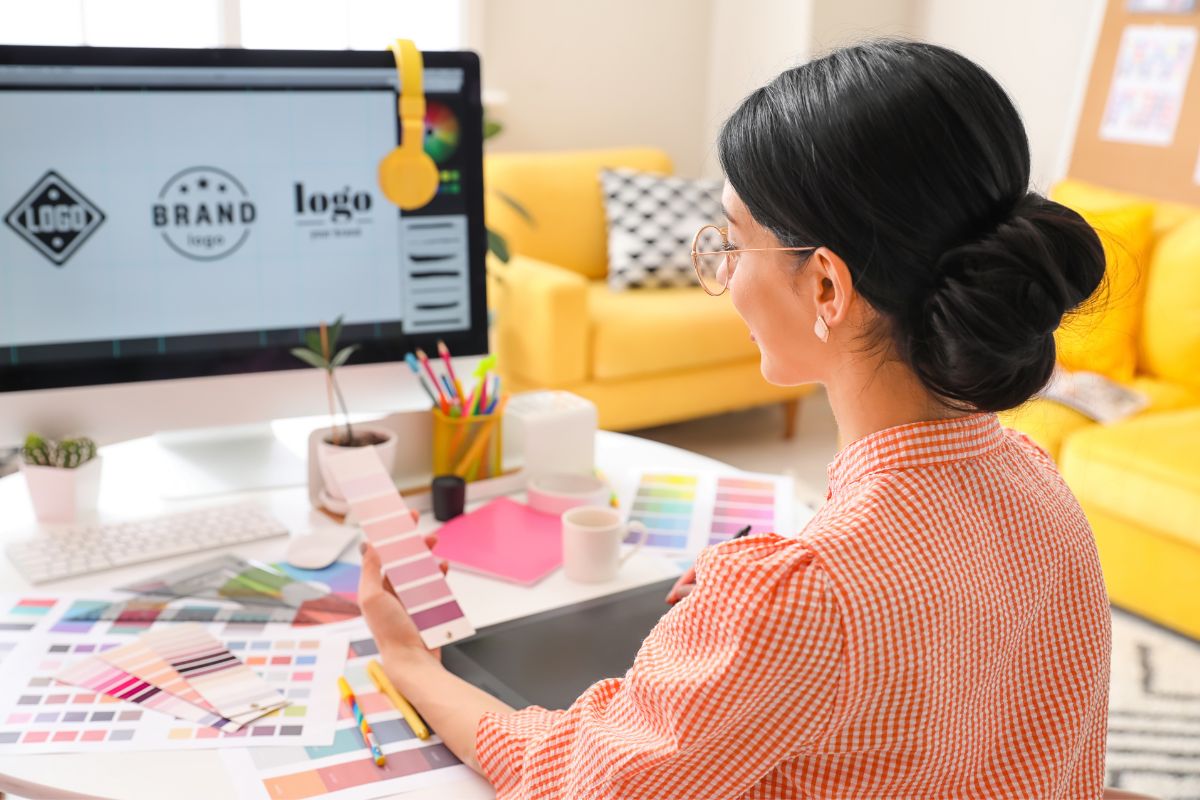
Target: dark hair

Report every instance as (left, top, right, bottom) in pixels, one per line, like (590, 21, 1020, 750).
(717, 39, 1106, 412)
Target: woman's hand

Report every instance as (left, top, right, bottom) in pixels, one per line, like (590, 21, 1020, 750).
(358, 511, 449, 665)
(665, 565, 696, 605)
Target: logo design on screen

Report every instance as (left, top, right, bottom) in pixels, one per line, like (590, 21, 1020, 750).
(4, 171, 106, 267)
(152, 166, 256, 261)
(294, 182, 373, 240)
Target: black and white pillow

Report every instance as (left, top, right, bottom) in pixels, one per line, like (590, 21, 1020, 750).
(600, 168, 723, 291)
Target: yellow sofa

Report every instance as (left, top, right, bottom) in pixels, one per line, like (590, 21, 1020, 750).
(1001, 179, 1200, 640)
(484, 148, 814, 434)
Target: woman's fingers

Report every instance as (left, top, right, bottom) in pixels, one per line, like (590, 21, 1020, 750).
(358, 543, 386, 603)
(423, 533, 438, 550)
(666, 566, 697, 605)
(439, 559, 449, 576)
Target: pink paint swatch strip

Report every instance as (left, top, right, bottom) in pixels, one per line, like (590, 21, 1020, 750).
(329, 447, 475, 647)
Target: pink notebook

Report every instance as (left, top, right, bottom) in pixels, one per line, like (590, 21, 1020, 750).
(432, 497, 563, 586)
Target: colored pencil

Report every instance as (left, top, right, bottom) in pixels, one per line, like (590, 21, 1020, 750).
(405, 353, 439, 407)
(414, 348, 449, 414)
(338, 676, 386, 766)
(437, 340, 465, 403)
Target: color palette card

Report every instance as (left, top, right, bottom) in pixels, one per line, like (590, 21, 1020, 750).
(328, 448, 475, 649)
(620, 469, 795, 556)
(221, 620, 476, 800)
(138, 625, 288, 726)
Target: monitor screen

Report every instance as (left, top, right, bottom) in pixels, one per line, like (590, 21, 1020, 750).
(0, 46, 487, 393)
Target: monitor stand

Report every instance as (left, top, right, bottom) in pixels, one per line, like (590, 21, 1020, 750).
(151, 422, 309, 499)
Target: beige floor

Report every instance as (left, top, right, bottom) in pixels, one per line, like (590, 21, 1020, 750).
(631, 388, 838, 515)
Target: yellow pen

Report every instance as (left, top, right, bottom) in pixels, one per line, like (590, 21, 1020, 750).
(367, 659, 430, 740)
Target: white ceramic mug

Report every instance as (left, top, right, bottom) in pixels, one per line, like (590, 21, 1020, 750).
(561, 505, 647, 583)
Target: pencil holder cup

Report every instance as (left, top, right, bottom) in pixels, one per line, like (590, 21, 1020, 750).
(431, 402, 505, 482)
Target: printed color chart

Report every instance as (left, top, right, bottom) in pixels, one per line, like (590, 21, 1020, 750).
(0, 594, 344, 753)
(222, 621, 475, 800)
(623, 469, 795, 557)
(328, 448, 475, 648)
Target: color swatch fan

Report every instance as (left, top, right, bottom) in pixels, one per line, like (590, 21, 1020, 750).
(327, 448, 475, 648)
(55, 624, 287, 730)
(114, 554, 361, 625)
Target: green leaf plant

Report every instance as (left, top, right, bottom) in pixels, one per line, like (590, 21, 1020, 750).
(291, 316, 361, 446)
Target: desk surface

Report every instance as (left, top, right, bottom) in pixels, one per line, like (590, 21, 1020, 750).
(0, 425, 765, 800)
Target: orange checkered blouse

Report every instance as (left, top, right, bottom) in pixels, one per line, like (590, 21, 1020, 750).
(476, 413, 1112, 799)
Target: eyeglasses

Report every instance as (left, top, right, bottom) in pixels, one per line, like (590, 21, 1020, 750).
(691, 224, 818, 296)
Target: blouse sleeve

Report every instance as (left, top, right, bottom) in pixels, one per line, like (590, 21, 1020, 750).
(474, 535, 844, 799)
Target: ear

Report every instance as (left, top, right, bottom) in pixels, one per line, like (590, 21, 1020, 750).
(808, 247, 855, 329)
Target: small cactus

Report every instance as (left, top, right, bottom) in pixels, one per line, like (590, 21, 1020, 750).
(22, 434, 97, 469)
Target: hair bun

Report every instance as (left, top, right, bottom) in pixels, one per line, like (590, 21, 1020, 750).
(905, 193, 1106, 411)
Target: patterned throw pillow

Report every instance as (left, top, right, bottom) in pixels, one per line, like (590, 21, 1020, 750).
(600, 168, 723, 291)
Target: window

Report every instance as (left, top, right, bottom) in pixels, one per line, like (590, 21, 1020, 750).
(0, 0, 465, 50)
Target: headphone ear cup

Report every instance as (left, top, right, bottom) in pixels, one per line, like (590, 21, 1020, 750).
(378, 147, 439, 210)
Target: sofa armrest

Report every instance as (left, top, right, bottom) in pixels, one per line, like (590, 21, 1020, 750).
(488, 252, 589, 386)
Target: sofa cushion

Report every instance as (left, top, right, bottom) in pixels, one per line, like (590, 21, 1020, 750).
(1052, 202, 1155, 382)
(1139, 215, 1200, 394)
(484, 148, 674, 282)
(1060, 409, 1200, 550)
(1000, 376, 1200, 461)
(599, 168, 721, 291)
(587, 282, 758, 381)
(1128, 376, 1200, 412)
(1051, 178, 1196, 239)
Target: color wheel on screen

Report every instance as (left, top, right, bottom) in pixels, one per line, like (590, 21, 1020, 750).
(423, 101, 460, 165)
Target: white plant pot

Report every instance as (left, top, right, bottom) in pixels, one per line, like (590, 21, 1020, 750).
(316, 426, 397, 516)
(21, 457, 103, 524)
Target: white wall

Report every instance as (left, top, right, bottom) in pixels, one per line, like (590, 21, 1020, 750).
(700, 0, 817, 177)
(479, 0, 713, 177)
(915, 0, 1103, 190)
(477, 0, 1104, 188)
(811, 0, 919, 54)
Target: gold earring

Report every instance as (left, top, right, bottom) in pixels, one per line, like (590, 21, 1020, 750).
(814, 315, 829, 342)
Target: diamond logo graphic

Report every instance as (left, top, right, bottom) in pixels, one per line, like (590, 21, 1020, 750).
(5, 171, 106, 266)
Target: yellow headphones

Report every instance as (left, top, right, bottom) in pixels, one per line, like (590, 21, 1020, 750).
(378, 39, 439, 210)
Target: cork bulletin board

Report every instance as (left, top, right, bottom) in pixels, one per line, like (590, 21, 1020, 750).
(1069, 0, 1200, 204)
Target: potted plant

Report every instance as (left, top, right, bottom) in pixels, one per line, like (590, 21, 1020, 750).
(20, 434, 102, 523)
(291, 316, 397, 514)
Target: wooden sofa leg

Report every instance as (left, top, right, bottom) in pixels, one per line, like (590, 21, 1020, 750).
(782, 398, 801, 440)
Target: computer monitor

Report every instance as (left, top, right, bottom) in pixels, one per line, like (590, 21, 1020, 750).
(0, 45, 488, 483)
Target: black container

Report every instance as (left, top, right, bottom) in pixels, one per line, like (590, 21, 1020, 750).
(431, 475, 467, 521)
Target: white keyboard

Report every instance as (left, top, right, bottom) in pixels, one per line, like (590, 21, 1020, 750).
(6, 504, 290, 584)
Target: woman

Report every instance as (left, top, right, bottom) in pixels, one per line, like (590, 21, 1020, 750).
(359, 39, 1112, 798)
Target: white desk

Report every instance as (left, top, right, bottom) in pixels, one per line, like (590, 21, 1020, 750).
(0, 428, 747, 800)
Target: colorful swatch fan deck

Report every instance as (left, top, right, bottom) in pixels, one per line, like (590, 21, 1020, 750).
(328, 447, 475, 648)
(138, 625, 288, 725)
(56, 655, 232, 731)
(55, 624, 286, 730)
